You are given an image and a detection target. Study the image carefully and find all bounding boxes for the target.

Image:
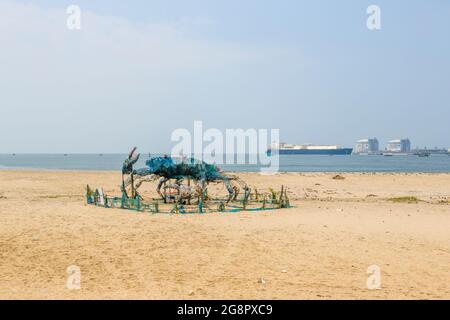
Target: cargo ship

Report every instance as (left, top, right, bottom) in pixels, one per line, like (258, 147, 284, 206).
(268, 143, 353, 155)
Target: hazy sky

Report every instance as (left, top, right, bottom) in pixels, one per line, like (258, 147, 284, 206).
(1, 0, 449, 153)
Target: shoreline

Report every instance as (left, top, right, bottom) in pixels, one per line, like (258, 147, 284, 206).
(2, 167, 450, 174)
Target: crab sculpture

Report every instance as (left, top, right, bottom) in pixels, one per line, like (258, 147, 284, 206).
(121, 147, 248, 204)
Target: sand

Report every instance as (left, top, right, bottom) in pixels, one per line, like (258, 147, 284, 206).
(0, 170, 449, 299)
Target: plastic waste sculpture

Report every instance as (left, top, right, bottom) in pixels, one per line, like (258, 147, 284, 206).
(86, 147, 291, 214)
(121, 147, 248, 204)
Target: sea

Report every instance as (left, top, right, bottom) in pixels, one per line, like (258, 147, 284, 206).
(0, 154, 449, 172)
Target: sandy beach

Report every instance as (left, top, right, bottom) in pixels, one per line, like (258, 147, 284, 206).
(0, 170, 449, 299)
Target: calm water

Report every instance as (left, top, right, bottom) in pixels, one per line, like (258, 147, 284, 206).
(1, 154, 449, 172)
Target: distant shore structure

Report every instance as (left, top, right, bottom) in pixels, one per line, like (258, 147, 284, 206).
(268, 142, 353, 155)
(353, 138, 379, 155)
(267, 139, 447, 157)
(412, 147, 449, 155)
(387, 138, 411, 153)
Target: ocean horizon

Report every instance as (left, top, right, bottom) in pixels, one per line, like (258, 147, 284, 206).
(1, 153, 449, 173)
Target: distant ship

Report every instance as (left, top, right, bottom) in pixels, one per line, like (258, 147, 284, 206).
(268, 143, 353, 155)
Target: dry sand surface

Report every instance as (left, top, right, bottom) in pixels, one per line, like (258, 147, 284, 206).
(0, 170, 449, 299)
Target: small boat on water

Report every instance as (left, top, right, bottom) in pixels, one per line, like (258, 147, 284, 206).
(382, 152, 409, 156)
(415, 151, 430, 157)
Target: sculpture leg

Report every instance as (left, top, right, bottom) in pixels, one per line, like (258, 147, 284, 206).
(232, 176, 249, 201)
(175, 178, 183, 201)
(198, 178, 208, 211)
(130, 173, 135, 198)
(134, 174, 157, 199)
(157, 177, 169, 202)
(187, 177, 191, 205)
(121, 173, 128, 198)
(224, 178, 235, 204)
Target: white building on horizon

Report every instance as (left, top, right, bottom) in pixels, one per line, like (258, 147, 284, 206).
(386, 138, 411, 153)
(353, 138, 379, 154)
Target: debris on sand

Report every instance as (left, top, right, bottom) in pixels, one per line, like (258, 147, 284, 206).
(332, 174, 345, 180)
(388, 196, 420, 203)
